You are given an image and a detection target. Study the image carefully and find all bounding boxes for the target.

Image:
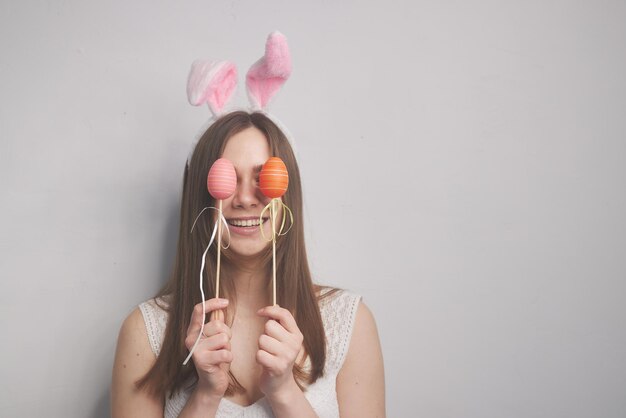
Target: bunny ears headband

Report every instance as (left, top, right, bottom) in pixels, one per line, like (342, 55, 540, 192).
(186, 31, 293, 164)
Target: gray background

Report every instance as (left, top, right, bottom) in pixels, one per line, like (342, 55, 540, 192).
(1, 1, 625, 417)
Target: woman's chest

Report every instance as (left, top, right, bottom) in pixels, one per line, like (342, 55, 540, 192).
(226, 317, 266, 406)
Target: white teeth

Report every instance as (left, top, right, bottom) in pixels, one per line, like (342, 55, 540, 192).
(229, 218, 263, 227)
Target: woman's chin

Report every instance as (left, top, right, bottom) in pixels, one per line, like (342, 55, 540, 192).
(225, 241, 270, 260)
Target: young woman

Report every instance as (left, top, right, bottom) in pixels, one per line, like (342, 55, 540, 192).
(111, 111, 385, 417)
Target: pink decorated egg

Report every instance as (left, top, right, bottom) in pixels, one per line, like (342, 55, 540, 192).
(207, 158, 236, 200)
(259, 157, 289, 198)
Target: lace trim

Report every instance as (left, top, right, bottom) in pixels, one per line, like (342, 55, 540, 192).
(319, 290, 362, 374)
(138, 298, 168, 356)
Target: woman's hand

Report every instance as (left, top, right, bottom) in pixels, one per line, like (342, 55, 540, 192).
(185, 298, 233, 399)
(256, 305, 304, 401)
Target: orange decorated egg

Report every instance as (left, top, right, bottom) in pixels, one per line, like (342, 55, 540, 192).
(259, 157, 289, 198)
(207, 158, 236, 199)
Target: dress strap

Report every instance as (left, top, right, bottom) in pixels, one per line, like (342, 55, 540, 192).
(319, 290, 362, 374)
(138, 297, 169, 356)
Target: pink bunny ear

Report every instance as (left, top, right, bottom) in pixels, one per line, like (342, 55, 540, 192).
(187, 60, 238, 117)
(246, 31, 292, 110)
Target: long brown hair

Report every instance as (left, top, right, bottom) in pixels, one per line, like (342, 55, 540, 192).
(136, 111, 328, 400)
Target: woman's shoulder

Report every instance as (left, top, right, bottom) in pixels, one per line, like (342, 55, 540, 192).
(335, 296, 385, 415)
(113, 306, 158, 386)
(313, 285, 364, 373)
(112, 307, 163, 415)
(118, 305, 150, 343)
(316, 287, 378, 349)
(116, 295, 171, 349)
(312, 286, 385, 414)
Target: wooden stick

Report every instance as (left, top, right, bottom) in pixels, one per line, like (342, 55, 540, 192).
(216, 200, 223, 300)
(272, 199, 277, 306)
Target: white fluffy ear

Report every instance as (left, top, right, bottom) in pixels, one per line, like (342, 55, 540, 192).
(187, 60, 238, 117)
(246, 31, 292, 110)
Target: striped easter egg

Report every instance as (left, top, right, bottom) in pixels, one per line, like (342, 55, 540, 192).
(259, 157, 289, 198)
(207, 158, 236, 200)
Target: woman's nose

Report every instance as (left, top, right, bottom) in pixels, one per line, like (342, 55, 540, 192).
(232, 178, 260, 209)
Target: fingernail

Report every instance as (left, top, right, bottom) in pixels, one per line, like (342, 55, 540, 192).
(220, 299, 229, 305)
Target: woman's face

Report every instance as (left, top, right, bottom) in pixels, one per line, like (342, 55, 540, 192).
(219, 126, 279, 257)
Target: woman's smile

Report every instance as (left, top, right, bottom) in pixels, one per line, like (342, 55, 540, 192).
(226, 216, 270, 236)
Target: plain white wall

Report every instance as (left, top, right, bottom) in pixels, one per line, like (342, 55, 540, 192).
(1, 1, 625, 417)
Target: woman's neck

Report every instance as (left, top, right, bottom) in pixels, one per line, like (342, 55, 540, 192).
(226, 259, 272, 312)
(234, 271, 270, 305)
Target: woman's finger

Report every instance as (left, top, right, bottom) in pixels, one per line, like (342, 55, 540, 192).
(256, 349, 285, 373)
(186, 330, 228, 352)
(257, 305, 299, 334)
(196, 332, 231, 351)
(258, 334, 282, 356)
(263, 319, 291, 343)
(199, 320, 232, 340)
(187, 298, 228, 335)
(201, 349, 234, 367)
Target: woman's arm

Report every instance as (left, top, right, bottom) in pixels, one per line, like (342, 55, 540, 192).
(336, 302, 386, 418)
(112, 300, 231, 418)
(111, 308, 164, 418)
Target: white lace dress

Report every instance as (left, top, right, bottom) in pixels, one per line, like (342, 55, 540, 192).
(139, 290, 361, 418)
